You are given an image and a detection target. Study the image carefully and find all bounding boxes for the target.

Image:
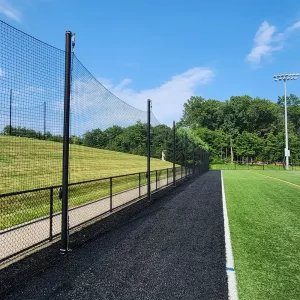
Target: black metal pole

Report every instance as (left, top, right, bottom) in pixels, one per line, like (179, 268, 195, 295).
(44, 101, 46, 140)
(207, 152, 209, 171)
(147, 99, 151, 201)
(167, 168, 169, 185)
(184, 132, 187, 178)
(200, 149, 203, 173)
(173, 121, 176, 186)
(110, 177, 113, 212)
(139, 172, 141, 198)
(192, 142, 195, 176)
(49, 187, 53, 241)
(9, 89, 12, 135)
(61, 31, 72, 254)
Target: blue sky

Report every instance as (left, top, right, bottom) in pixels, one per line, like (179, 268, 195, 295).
(1, 0, 300, 125)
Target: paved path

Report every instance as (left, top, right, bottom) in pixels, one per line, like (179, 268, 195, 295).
(3, 171, 227, 300)
(0, 174, 181, 261)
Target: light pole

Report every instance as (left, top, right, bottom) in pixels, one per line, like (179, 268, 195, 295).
(273, 73, 299, 170)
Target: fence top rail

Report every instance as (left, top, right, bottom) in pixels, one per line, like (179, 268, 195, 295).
(0, 166, 183, 198)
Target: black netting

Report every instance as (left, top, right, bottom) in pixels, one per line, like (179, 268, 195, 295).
(0, 21, 209, 264)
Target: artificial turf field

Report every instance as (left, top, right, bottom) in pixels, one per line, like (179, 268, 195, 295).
(223, 170, 300, 300)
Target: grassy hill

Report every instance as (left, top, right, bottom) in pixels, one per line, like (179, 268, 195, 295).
(1, 135, 177, 229)
(0, 135, 174, 194)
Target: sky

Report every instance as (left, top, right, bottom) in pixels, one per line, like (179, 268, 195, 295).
(1, 0, 300, 126)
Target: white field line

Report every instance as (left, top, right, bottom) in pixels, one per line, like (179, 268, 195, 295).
(221, 170, 238, 300)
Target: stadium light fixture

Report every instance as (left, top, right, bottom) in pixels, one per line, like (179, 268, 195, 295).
(273, 73, 299, 170)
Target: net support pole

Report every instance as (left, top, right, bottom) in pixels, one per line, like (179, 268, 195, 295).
(61, 30, 72, 254)
(147, 99, 151, 201)
(9, 89, 12, 135)
(173, 121, 176, 186)
(44, 101, 46, 140)
(192, 142, 195, 176)
(184, 132, 187, 178)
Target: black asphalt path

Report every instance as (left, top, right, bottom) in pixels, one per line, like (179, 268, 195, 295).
(3, 170, 227, 300)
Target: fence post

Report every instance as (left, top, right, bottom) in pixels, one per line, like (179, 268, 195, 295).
(192, 143, 195, 176)
(44, 101, 46, 140)
(110, 177, 113, 212)
(139, 172, 141, 197)
(200, 149, 203, 173)
(167, 168, 169, 185)
(156, 170, 158, 190)
(184, 132, 187, 178)
(61, 31, 72, 254)
(49, 187, 54, 241)
(147, 99, 151, 201)
(9, 89, 12, 136)
(173, 121, 176, 187)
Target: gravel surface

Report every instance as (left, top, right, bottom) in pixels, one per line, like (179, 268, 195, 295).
(2, 170, 227, 300)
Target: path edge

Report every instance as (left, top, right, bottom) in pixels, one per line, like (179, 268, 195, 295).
(221, 170, 239, 300)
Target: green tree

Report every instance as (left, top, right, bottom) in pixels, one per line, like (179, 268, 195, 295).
(235, 132, 263, 161)
(180, 96, 224, 130)
(83, 129, 108, 149)
(277, 93, 300, 107)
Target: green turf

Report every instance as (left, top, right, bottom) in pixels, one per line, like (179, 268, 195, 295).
(211, 163, 288, 170)
(250, 170, 300, 186)
(0, 135, 179, 229)
(223, 170, 300, 299)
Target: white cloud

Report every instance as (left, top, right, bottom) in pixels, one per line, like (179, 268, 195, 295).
(102, 67, 215, 124)
(0, 0, 21, 22)
(246, 21, 300, 66)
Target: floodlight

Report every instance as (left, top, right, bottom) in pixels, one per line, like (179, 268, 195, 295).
(273, 72, 298, 170)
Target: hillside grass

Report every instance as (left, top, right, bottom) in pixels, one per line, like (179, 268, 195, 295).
(0, 135, 174, 193)
(0, 135, 177, 229)
(223, 170, 300, 299)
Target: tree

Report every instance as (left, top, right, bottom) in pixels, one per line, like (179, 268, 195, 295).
(277, 93, 300, 107)
(151, 125, 172, 159)
(235, 132, 263, 161)
(180, 96, 224, 130)
(246, 98, 281, 137)
(110, 122, 147, 156)
(83, 129, 108, 149)
(104, 125, 123, 149)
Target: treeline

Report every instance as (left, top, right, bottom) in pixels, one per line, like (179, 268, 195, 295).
(2, 123, 207, 164)
(179, 94, 300, 162)
(3, 125, 67, 143)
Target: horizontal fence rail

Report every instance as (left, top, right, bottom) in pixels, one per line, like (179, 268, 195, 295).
(0, 165, 207, 264)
